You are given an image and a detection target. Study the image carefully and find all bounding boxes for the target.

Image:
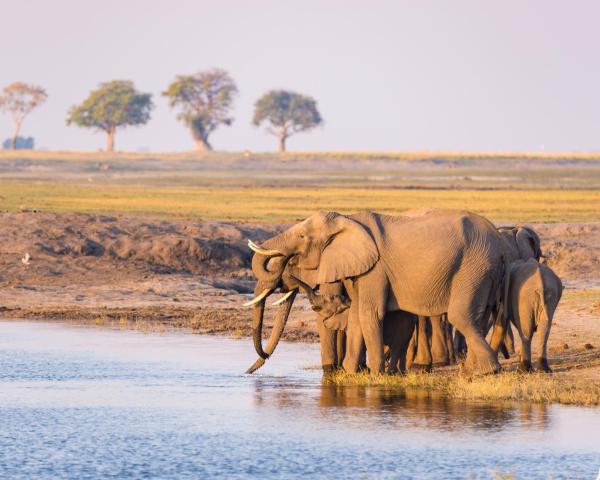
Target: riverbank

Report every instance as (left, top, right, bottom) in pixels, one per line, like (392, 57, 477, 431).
(1, 211, 599, 405)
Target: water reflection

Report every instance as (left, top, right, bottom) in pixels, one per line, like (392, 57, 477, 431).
(251, 378, 551, 433)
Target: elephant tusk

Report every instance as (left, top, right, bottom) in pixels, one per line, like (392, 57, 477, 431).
(243, 288, 272, 307)
(271, 289, 297, 306)
(248, 239, 284, 257)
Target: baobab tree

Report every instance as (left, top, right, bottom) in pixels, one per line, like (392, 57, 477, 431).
(0, 82, 47, 150)
(67, 80, 153, 152)
(163, 68, 238, 152)
(252, 90, 322, 153)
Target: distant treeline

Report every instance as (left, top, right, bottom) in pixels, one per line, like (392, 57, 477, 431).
(0, 69, 322, 153)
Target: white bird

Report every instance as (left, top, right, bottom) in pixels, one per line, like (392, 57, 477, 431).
(21, 253, 30, 265)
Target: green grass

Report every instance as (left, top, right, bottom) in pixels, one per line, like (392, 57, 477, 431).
(326, 370, 600, 406)
(1, 182, 599, 223)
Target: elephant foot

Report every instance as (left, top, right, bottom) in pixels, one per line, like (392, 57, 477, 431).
(517, 360, 533, 373)
(536, 358, 552, 373)
(463, 352, 501, 376)
(322, 364, 338, 375)
(410, 363, 432, 373)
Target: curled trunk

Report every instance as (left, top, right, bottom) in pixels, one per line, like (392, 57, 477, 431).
(252, 252, 287, 284)
(246, 290, 297, 374)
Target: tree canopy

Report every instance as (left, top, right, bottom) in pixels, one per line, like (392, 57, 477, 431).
(163, 68, 238, 152)
(0, 82, 47, 149)
(252, 90, 322, 152)
(67, 80, 153, 152)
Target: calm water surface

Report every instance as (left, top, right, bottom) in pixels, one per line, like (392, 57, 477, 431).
(0, 320, 599, 479)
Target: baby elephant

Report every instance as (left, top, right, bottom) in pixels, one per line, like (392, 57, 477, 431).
(507, 259, 563, 373)
(291, 275, 416, 373)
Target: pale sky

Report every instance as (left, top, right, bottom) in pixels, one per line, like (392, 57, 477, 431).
(1, 0, 599, 152)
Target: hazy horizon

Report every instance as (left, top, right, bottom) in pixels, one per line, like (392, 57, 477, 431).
(2, 0, 600, 153)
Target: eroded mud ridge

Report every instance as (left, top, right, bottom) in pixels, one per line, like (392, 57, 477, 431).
(0, 212, 599, 348)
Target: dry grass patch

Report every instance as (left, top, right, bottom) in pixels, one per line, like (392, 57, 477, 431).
(326, 370, 600, 406)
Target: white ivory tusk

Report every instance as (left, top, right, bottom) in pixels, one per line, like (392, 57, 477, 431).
(271, 289, 296, 306)
(242, 288, 272, 307)
(247, 239, 283, 257)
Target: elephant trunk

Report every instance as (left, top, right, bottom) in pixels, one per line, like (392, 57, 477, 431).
(251, 294, 269, 359)
(251, 252, 288, 284)
(246, 290, 297, 374)
(289, 274, 320, 307)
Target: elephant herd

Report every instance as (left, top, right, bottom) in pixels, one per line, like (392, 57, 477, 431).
(243, 209, 563, 376)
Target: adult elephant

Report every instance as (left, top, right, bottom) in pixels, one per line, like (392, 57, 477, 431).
(245, 209, 507, 375)
(244, 263, 348, 374)
(454, 225, 544, 357)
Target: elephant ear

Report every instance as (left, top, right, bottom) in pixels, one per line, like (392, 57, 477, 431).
(516, 227, 541, 260)
(316, 215, 379, 284)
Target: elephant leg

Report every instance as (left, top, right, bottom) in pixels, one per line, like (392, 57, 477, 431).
(430, 315, 450, 367)
(518, 336, 533, 372)
(358, 343, 367, 372)
(504, 324, 516, 356)
(411, 316, 432, 372)
(387, 347, 400, 374)
(489, 305, 507, 358)
(360, 313, 385, 374)
(405, 328, 417, 370)
(355, 278, 387, 374)
(453, 331, 467, 359)
(536, 307, 553, 373)
(400, 316, 417, 373)
(317, 318, 338, 374)
(336, 330, 346, 369)
(342, 305, 364, 373)
(444, 319, 456, 365)
(447, 277, 501, 376)
(513, 312, 533, 372)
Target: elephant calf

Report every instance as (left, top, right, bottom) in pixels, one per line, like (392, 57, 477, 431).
(506, 259, 563, 372)
(292, 276, 416, 374)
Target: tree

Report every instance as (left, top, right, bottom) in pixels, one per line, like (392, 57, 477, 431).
(2, 136, 34, 149)
(0, 82, 47, 150)
(252, 90, 322, 153)
(163, 68, 238, 152)
(67, 80, 153, 152)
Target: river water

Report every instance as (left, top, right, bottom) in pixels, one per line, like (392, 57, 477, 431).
(0, 320, 599, 479)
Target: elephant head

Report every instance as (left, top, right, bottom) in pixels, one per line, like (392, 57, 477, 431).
(290, 274, 351, 330)
(497, 225, 543, 262)
(515, 226, 543, 261)
(244, 212, 379, 372)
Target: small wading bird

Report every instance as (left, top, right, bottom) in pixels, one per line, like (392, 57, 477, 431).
(21, 253, 30, 265)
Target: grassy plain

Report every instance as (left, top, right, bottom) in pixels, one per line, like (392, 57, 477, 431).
(1, 182, 599, 223)
(1, 150, 599, 223)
